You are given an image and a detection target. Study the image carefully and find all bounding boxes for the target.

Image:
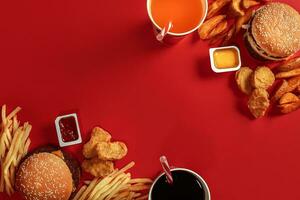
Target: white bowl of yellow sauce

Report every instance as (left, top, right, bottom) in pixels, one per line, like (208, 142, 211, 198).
(209, 46, 241, 73)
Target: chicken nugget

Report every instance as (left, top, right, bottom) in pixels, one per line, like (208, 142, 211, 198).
(251, 66, 275, 89)
(236, 67, 253, 95)
(83, 127, 112, 158)
(248, 89, 270, 118)
(82, 157, 114, 177)
(279, 93, 299, 105)
(96, 141, 128, 161)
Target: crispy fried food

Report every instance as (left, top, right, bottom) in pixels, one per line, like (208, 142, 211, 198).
(248, 89, 270, 118)
(251, 66, 275, 89)
(242, 0, 260, 9)
(228, 0, 245, 17)
(198, 15, 226, 40)
(82, 157, 114, 178)
(96, 141, 128, 161)
(0, 105, 31, 196)
(83, 127, 112, 159)
(207, 0, 232, 19)
(207, 20, 228, 40)
(297, 85, 300, 94)
(73, 162, 152, 200)
(278, 101, 300, 114)
(235, 67, 254, 95)
(276, 57, 300, 72)
(236, 9, 253, 34)
(275, 68, 300, 79)
(222, 24, 236, 46)
(279, 93, 299, 105)
(272, 76, 300, 101)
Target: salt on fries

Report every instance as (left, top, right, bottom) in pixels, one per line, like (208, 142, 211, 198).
(73, 162, 152, 200)
(0, 105, 32, 196)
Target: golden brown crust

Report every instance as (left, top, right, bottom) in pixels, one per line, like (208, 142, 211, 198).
(279, 93, 299, 105)
(235, 67, 254, 95)
(81, 158, 114, 178)
(228, 0, 245, 17)
(248, 89, 270, 118)
(96, 142, 128, 161)
(276, 68, 300, 79)
(83, 127, 112, 159)
(272, 76, 300, 101)
(198, 15, 226, 40)
(15, 153, 73, 200)
(251, 3, 300, 58)
(278, 101, 300, 114)
(251, 66, 275, 89)
(276, 57, 300, 72)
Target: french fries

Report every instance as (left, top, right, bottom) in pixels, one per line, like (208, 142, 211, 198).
(0, 105, 32, 196)
(228, 0, 245, 17)
(236, 9, 253, 34)
(73, 162, 152, 200)
(206, 20, 228, 39)
(198, 15, 226, 40)
(272, 76, 300, 101)
(276, 68, 300, 79)
(242, 0, 260, 9)
(276, 57, 300, 72)
(207, 0, 231, 19)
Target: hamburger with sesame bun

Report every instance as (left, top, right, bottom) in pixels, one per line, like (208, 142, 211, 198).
(245, 2, 300, 61)
(15, 146, 81, 200)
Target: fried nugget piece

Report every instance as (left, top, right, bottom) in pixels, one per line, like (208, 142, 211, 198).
(251, 66, 275, 89)
(279, 93, 299, 105)
(248, 89, 270, 118)
(278, 101, 300, 114)
(82, 157, 114, 177)
(276, 57, 300, 72)
(207, 0, 231, 19)
(236, 67, 253, 95)
(276, 68, 300, 79)
(272, 76, 300, 101)
(96, 141, 128, 161)
(83, 127, 112, 158)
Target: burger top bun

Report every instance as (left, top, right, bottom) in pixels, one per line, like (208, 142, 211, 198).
(252, 3, 300, 58)
(15, 152, 73, 200)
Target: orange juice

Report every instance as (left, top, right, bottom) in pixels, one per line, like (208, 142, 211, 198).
(150, 0, 204, 34)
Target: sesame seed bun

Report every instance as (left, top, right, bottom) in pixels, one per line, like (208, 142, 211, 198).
(15, 152, 73, 200)
(245, 3, 300, 61)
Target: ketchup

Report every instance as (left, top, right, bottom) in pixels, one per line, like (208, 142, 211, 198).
(58, 116, 79, 142)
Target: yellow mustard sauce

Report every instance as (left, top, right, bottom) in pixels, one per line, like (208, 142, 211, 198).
(213, 48, 239, 69)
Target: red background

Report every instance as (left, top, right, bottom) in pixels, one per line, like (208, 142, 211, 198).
(0, 0, 300, 199)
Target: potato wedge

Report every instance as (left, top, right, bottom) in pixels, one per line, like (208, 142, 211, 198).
(198, 15, 226, 40)
(228, 0, 245, 17)
(273, 76, 300, 101)
(276, 68, 300, 79)
(236, 9, 253, 34)
(207, 20, 228, 39)
(276, 57, 300, 72)
(222, 24, 236, 46)
(207, 0, 232, 19)
(242, 0, 260, 9)
(278, 101, 300, 114)
(279, 93, 299, 105)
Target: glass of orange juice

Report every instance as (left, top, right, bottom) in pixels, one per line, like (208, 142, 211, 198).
(147, 0, 208, 43)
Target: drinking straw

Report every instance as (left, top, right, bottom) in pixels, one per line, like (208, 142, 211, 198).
(156, 22, 173, 42)
(159, 156, 173, 184)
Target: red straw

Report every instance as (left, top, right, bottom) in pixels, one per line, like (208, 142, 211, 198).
(160, 156, 173, 184)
